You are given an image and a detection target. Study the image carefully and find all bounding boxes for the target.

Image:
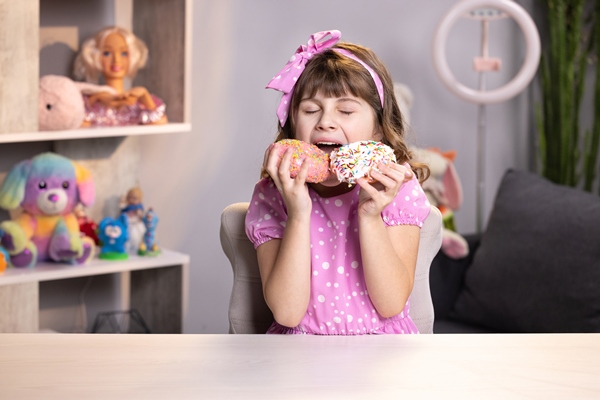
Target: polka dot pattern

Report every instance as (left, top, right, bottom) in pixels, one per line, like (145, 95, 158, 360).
(245, 169, 430, 335)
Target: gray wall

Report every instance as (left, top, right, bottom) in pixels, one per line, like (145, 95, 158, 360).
(137, 0, 537, 333)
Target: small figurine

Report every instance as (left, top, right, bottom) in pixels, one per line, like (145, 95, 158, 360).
(138, 208, 160, 256)
(73, 26, 168, 127)
(120, 187, 146, 254)
(97, 214, 129, 260)
(74, 204, 100, 245)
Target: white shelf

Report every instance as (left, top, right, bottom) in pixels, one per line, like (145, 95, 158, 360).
(0, 249, 190, 286)
(0, 123, 191, 143)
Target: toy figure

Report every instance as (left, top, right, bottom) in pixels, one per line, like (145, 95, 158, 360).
(97, 214, 129, 260)
(412, 147, 469, 259)
(73, 26, 167, 127)
(74, 204, 100, 245)
(120, 187, 146, 254)
(0, 153, 96, 268)
(138, 208, 160, 256)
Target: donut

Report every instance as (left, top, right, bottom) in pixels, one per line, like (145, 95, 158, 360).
(274, 139, 331, 183)
(330, 140, 396, 184)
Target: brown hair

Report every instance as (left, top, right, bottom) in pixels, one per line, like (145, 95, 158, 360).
(270, 42, 429, 183)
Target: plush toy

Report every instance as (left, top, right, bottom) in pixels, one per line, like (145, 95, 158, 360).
(74, 204, 100, 245)
(138, 208, 160, 256)
(38, 74, 117, 131)
(97, 214, 129, 260)
(412, 147, 469, 259)
(0, 246, 9, 273)
(0, 152, 96, 268)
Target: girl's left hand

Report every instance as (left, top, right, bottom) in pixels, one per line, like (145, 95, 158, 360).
(356, 163, 413, 218)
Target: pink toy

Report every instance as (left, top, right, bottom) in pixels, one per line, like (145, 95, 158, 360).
(413, 147, 468, 259)
(0, 153, 96, 268)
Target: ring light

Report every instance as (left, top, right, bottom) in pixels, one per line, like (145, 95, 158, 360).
(432, 0, 541, 104)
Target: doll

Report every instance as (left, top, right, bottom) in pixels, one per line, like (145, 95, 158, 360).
(120, 187, 146, 254)
(73, 26, 167, 127)
(138, 208, 160, 256)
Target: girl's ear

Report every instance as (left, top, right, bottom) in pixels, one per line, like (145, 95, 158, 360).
(72, 161, 95, 207)
(0, 160, 31, 210)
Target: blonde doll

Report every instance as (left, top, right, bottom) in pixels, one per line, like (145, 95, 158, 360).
(73, 26, 167, 126)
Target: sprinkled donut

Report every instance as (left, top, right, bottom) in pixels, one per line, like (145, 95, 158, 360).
(274, 139, 331, 183)
(330, 140, 396, 184)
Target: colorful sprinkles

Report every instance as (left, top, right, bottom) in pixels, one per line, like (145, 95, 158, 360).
(330, 140, 396, 184)
(275, 139, 331, 183)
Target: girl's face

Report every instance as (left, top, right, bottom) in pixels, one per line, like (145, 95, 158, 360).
(100, 32, 129, 80)
(294, 91, 382, 187)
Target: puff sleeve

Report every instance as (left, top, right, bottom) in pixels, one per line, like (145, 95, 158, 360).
(245, 178, 288, 249)
(382, 174, 431, 228)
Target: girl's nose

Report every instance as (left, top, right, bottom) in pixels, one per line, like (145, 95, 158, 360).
(317, 110, 337, 131)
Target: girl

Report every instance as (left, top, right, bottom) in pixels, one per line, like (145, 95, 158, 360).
(245, 30, 431, 335)
(73, 26, 167, 127)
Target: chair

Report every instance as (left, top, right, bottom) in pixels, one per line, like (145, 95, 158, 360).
(220, 202, 443, 334)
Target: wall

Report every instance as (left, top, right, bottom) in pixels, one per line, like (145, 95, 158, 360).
(138, 0, 537, 333)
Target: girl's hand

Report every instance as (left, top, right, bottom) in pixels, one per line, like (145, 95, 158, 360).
(263, 143, 312, 216)
(356, 163, 413, 218)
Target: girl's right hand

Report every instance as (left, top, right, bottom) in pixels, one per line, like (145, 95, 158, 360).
(264, 143, 313, 216)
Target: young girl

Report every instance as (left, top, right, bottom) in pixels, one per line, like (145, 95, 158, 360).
(73, 26, 167, 127)
(245, 30, 431, 335)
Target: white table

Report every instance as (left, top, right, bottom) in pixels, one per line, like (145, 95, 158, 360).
(0, 333, 598, 399)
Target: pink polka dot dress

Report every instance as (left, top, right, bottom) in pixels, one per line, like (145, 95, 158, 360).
(245, 173, 431, 335)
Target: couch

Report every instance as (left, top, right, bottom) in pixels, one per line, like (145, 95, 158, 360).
(429, 169, 600, 333)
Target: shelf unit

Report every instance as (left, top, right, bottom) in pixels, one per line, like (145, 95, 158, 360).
(0, 0, 192, 333)
(0, 123, 191, 144)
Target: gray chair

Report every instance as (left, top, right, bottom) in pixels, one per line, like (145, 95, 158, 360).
(220, 202, 443, 334)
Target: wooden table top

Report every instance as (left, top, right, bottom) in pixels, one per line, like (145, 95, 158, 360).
(0, 333, 598, 399)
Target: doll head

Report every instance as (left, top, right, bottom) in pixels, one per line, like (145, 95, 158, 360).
(73, 26, 148, 84)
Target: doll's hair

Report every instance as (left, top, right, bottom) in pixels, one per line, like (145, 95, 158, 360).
(271, 42, 429, 183)
(73, 26, 148, 83)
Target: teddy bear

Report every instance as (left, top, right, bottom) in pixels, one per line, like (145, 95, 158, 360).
(0, 152, 96, 268)
(38, 74, 117, 131)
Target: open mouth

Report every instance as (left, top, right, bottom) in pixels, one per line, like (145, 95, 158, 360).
(314, 142, 342, 155)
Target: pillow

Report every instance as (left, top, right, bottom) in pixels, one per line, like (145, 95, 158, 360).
(450, 169, 600, 332)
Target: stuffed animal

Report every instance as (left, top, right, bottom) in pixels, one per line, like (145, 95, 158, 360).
(38, 74, 117, 131)
(138, 208, 160, 256)
(412, 147, 469, 259)
(0, 152, 96, 268)
(97, 214, 129, 260)
(0, 246, 9, 273)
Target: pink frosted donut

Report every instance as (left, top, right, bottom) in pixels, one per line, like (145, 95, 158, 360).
(274, 139, 331, 183)
(330, 141, 396, 184)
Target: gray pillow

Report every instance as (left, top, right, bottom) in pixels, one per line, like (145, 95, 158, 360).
(450, 169, 600, 332)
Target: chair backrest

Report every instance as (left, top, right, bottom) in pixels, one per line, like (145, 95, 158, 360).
(220, 202, 443, 334)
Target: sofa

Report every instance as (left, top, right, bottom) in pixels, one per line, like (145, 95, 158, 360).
(429, 169, 600, 333)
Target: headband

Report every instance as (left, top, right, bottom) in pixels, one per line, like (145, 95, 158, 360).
(266, 30, 385, 126)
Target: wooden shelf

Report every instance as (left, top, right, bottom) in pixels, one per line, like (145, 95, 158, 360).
(0, 123, 191, 143)
(0, 249, 189, 286)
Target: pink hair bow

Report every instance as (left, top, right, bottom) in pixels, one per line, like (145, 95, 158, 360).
(266, 30, 342, 126)
(266, 30, 385, 127)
